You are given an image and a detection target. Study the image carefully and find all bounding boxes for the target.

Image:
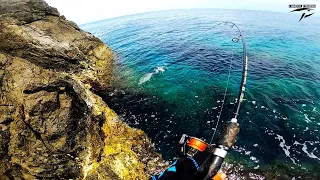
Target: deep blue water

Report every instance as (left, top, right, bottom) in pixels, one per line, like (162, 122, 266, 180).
(81, 9, 320, 179)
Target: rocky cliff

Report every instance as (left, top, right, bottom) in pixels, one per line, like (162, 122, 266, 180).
(0, 0, 167, 179)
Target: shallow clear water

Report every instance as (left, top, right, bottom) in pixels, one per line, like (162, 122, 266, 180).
(81, 9, 320, 179)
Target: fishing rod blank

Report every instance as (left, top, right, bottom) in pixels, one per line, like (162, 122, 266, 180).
(204, 21, 248, 180)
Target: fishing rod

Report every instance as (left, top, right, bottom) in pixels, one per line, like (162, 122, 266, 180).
(150, 21, 248, 180)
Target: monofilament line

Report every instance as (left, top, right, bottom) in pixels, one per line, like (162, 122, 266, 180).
(209, 49, 234, 145)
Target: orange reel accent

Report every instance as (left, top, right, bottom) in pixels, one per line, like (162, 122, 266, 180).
(187, 137, 207, 152)
(212, 172, 227, 180)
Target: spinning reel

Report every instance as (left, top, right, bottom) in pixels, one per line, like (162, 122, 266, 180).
(178, 134, 210, 157)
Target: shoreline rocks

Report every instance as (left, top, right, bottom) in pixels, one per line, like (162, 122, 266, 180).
(0, 0, 167, 179)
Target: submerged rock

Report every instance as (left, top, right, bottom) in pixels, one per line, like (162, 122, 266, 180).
(0, 0, 167, 179)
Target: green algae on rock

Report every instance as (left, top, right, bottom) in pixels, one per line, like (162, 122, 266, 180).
(0, 0, 167, 179)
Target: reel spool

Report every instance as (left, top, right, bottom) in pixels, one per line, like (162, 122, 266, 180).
(178, 134, 209, 157)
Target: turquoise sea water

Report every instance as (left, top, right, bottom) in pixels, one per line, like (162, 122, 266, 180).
(81, 9, 320, 179)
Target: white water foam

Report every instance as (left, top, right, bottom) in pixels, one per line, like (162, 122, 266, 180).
(154, 66, 166, 73)
(233, 145, 259, 164)
(275, 134, 297, 164)
(293, 141, 320, 161)
(303, 114, 312, 123)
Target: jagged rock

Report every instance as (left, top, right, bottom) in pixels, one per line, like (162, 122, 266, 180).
(0, 0, 167, 179)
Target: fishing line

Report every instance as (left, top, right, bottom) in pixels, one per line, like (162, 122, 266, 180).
(107, 21, 248, 142)
(206, 22, 246, 136)
(209, 49, 234, 144)
(207, 21, 248, 144)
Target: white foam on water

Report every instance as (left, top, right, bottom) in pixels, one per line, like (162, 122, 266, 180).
(154, 66, 166, 73)
(293, 141, 320, 161)
(252, 101, 256, 105)
(303, 114, 312, 123)
(233, 145, 259, 163)
(275, 134, 296, 164)
(250, 156, 256, 161)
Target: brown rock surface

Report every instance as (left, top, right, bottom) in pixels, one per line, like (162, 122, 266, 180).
(0, 0, 167, 179)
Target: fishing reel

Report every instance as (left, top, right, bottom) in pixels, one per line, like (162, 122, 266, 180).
(149, 21, 248, 180)
(178, 134, 211, 157)
(176, 120, 240, 180)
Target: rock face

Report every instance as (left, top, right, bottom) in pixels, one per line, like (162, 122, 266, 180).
(0, 0, 167, 179)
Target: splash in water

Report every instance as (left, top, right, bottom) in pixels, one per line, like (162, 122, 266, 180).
(139, 66, 166, 85)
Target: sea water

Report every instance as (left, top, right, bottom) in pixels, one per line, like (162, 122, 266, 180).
(81, 9, 320, 179)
